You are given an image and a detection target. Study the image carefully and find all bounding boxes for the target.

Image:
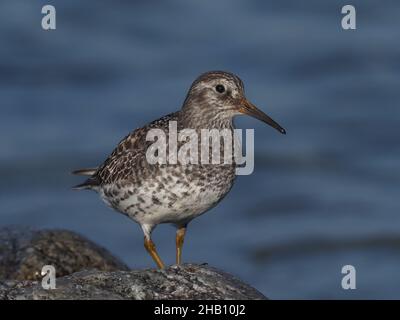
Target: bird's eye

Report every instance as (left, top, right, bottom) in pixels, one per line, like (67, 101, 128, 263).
(215, 84, 225, 93)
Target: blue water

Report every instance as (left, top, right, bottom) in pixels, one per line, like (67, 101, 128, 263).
(1, 0, 399, 299)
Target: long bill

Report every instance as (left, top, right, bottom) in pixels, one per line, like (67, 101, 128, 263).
(239, 99, 286, 134)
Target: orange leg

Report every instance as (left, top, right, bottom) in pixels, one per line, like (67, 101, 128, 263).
(144, 237, 165, 269)
(176, 226, 187, 265)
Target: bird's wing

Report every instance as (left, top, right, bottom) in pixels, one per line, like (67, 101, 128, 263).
(94, 112, 180, 186)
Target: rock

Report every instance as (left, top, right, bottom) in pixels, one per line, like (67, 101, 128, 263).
(0, 227, 266, 300)
(0, 264, 266, 300)
(0, 227, 129, 281)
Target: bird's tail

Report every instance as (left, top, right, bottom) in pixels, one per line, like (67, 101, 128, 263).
(71, 168, 97, 176)
(71, 167, 99, 190)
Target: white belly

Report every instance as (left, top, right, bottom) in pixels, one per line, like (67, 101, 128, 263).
(99, 167, 234, 227)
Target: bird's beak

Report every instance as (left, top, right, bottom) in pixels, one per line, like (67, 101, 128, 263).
(238, 98, 286, 134)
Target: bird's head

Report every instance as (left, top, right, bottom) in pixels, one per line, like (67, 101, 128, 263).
(182, 71, 285, 134)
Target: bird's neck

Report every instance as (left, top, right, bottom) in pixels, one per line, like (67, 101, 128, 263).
(179, 106, 234, 131)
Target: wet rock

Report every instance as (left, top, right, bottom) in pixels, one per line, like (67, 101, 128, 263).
(0, 264, 266, 300)
(0, 227, 129, 280)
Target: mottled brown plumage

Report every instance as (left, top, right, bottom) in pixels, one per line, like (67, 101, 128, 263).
(73, 71, 285, 268)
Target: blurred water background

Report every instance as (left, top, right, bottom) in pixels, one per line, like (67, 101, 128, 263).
(0, 0, 399, 299)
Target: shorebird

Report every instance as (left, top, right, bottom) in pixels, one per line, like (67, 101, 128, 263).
(73, 71, 285, 268)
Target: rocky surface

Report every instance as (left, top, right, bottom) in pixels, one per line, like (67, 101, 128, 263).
(0, 227, 129, 281)
(0, 264, 266, 300)
(0, 227, 266, 300)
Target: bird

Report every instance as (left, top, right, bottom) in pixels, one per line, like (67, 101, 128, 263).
(72, 71, 285, 269)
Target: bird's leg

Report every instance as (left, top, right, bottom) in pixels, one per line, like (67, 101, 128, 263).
(144, 237, 165, 269)
(175, 225, 187, 265)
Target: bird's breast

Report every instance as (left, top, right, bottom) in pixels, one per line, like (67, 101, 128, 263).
(99, 164, 236, 225)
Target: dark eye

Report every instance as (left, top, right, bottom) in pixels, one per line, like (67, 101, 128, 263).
(215, 84, 225, 93)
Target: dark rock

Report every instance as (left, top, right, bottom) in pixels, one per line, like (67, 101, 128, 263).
(0, 227, 129, 280)
(0, 264, 266, 300)
(0, 227, 266, 300)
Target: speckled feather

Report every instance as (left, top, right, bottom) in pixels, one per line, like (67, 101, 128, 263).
(74, 71, 246, 236)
